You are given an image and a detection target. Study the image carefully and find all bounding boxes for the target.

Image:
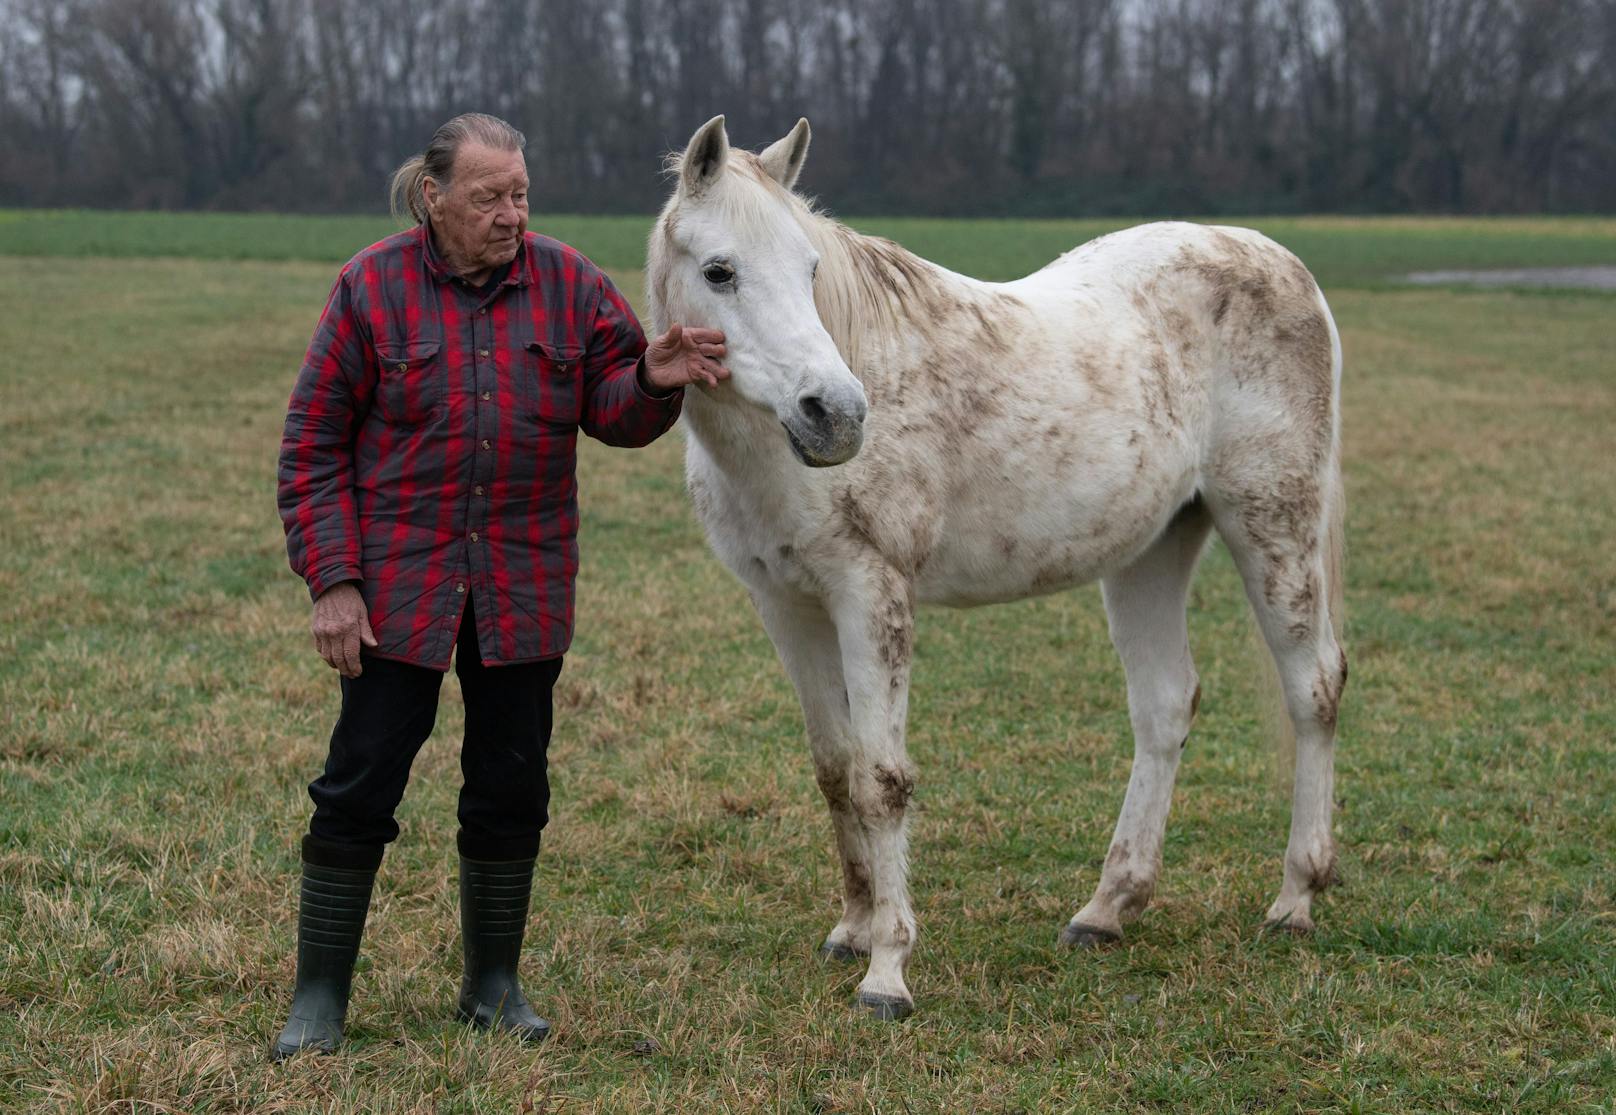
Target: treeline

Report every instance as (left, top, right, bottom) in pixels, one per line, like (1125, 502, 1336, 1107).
(2, 0, 1613, 216)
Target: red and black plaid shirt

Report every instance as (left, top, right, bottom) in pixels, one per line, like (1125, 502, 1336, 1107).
(277, 225, 681, 669)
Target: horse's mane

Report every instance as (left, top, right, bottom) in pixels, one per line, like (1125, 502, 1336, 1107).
(807, 217, 963, 374)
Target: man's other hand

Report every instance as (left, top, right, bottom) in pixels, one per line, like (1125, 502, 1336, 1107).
(312, 582, 378, 678)
(643, 323, 729, 391)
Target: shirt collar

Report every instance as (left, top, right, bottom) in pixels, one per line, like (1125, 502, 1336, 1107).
(420, 222, 531, 288)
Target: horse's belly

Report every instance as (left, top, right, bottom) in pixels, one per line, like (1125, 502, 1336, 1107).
(915, 455, 1198, 606)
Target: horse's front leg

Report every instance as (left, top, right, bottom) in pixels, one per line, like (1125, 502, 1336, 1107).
(751, 591, 873, 960)
(825, 567, 918, 1020)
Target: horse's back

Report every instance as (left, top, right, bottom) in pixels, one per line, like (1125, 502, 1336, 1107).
(1019, 219, 1339, 466)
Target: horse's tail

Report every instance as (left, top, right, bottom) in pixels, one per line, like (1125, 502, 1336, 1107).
(1324, 458, 1347, 652)
(1322, 282, 1347, 646)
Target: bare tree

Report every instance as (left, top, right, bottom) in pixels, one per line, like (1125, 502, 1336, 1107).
(1, 0, 1611, 214)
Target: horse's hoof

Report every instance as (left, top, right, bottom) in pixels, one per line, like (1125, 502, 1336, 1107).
(1059, 922, 1122, 950)
(1261, 915, 1315, 937)
(856, 992, 914, 1022)
(819, 941, 868, 963)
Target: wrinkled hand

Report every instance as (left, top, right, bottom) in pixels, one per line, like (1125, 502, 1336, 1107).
(642, 323, 729, 392)
(312, 581, 378, 678)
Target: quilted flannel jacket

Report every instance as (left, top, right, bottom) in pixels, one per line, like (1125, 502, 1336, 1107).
(277, 225, 682, 669)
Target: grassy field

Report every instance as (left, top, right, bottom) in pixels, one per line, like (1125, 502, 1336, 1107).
(0, 211, 1613, 1112)
(6, 208, 1616, 289)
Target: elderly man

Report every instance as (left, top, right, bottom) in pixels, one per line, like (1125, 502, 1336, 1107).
(272, 112, 725, 1059)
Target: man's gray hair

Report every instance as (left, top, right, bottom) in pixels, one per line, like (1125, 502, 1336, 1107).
(389, 113, 527, 225)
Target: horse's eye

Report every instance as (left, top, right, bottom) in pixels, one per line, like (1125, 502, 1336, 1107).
(702, 263, 735, 286)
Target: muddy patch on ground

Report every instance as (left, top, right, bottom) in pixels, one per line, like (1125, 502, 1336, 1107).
(1402, 266, 1616, 290)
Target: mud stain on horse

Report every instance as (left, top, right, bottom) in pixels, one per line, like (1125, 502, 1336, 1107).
(815, 763, 851, 812)
(1185, 235, 1335, 451)
(873, 593, 913, 673)
(843, 857, 873, 905)
(834, 488, 880, 551)
(1304, 849, 1340, 893)
(874, 764, 916, 813)
(1101, 839, 1156, 918)
(1312, 646, 1348, 730)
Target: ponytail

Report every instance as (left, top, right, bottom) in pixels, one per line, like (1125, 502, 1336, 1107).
(389, 154, 430, 225)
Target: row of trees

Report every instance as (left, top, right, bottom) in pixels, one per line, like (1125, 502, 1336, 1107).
(3, 0, 1613, 215)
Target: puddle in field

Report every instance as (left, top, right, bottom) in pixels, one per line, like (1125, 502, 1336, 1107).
(1401, 266, 1616, 290)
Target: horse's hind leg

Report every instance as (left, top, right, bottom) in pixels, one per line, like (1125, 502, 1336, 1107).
(1210, 465, 1347, 934)
(1063, 497, 1214, 948)
(751, 591, 874, 959)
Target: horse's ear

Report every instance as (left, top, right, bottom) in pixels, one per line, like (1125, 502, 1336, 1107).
(681, 115, 730, 196)
(758, 118, 811, 191)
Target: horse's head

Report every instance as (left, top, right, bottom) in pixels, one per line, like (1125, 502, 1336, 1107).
(650, 115, 867, 467)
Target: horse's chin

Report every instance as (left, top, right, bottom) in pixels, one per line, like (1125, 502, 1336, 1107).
(784, 423, 860, 468)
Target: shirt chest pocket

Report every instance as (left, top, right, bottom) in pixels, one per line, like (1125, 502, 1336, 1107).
(518, 340, 584, 427)
(374, 342, 444, 428)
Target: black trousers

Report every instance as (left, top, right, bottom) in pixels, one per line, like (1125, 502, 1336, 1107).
(303, 596, 563, 870)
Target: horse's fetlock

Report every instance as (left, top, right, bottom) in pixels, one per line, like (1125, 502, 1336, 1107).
(1291, 845, 1338, 893)
(1100, 839, 1159, 918)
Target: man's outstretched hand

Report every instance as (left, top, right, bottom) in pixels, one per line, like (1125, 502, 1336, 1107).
(312, 582, 377, 678)
(642, 323, 729, 392)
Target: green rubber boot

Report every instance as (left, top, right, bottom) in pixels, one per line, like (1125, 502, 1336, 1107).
(271, 859, 376, 1060)
(455, 855, 551, 1042)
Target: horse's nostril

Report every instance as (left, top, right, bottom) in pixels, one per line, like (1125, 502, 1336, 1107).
(799, 395, 828, 425)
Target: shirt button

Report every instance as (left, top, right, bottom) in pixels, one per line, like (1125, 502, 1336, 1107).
(479, 308, 487, 315)
(396, 362, 407, 372)
(480, 390, 491, 401)
(481, 439, 491, 450)
(474, 485, 484, 496)
(478, 348, 489, 357)
(455, 582, 466, 594)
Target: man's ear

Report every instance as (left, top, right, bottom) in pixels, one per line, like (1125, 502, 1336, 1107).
(422, 175, 443, 219)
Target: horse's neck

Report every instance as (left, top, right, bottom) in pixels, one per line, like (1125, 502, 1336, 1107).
(806, 219, 977, 381)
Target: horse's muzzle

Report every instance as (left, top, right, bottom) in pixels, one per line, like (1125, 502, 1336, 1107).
(783, 388, 866, 467)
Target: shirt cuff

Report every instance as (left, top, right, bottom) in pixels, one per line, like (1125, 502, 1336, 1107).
(633, 355, 684, 403)
(307, 563, 363, 602)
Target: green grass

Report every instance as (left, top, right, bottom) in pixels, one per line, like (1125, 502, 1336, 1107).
(1, 217, 1614, 1111)
(4, 208, 1615, 290)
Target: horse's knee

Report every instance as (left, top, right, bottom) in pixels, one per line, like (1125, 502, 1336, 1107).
(849, 761, 915, 821)
(1128, 670, 1201, 751)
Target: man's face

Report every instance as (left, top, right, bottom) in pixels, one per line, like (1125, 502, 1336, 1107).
(424, 142, 529, 278)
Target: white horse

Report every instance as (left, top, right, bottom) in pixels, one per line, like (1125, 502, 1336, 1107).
(649, 116, 1347, 1020)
